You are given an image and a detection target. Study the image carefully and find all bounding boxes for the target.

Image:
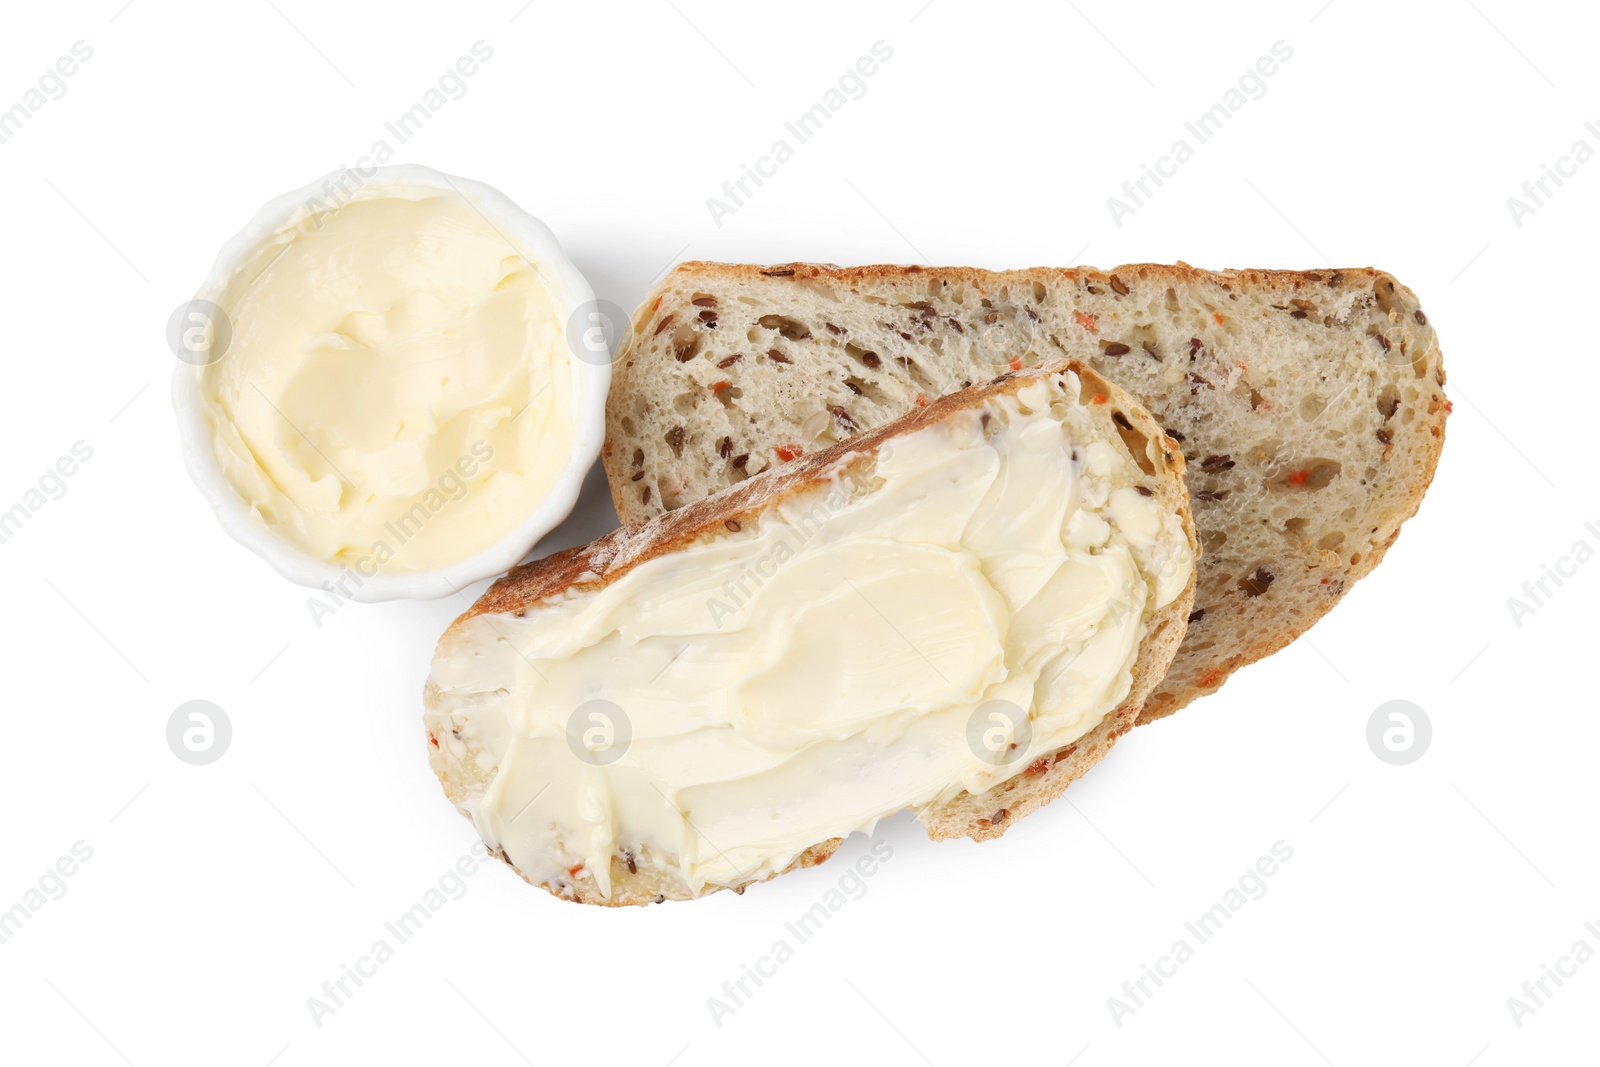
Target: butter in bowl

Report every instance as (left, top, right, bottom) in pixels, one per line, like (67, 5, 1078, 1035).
(171, 164, 609, 601)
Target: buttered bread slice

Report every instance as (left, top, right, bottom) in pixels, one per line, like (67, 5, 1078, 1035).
(425, 361, 1196, 906)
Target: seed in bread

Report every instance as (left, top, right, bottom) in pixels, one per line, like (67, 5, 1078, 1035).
(425, 361, 1196, 905)
(602, 262, 1448, 722)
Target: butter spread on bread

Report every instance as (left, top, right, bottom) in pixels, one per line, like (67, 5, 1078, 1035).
(425, 363, 1194, 904)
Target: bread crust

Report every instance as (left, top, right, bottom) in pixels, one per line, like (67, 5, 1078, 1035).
(429, 359, 1197, 905)
(604, 261, 1447, 724)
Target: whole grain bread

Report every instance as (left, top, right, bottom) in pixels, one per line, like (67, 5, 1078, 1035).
(602, 262, 1447, 722)
(426, 360, 1196, 905)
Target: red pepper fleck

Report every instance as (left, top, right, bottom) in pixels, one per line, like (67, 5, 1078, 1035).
(1199, 667, 1224, 688)
(1287, 470, 1310, 486)
(652, 296, 661, 312)
(914, 394, 928, 408)
(1025, 757, 1050, 777)
(567, 864, 584, 878)
(712, 381, 730, 394)
(1008, 356, 1022, 371)
(1445, 400, 1454, 413)
(775, 444, 803, 462)
(1213, 312, 1225, 325)
(1091, 393, 1108, 405)
(1074, 311, 1098, 332)
(428, 734, 438, 748)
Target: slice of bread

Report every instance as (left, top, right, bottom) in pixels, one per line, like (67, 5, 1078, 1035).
(603, 263, 1447, 721)
(425, 360, 1196, 905)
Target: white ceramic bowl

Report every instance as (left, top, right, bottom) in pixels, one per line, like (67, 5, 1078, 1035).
(171, 164, 609, 602)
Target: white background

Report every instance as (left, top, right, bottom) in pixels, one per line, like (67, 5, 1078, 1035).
(1, 1, 1594, 1064)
